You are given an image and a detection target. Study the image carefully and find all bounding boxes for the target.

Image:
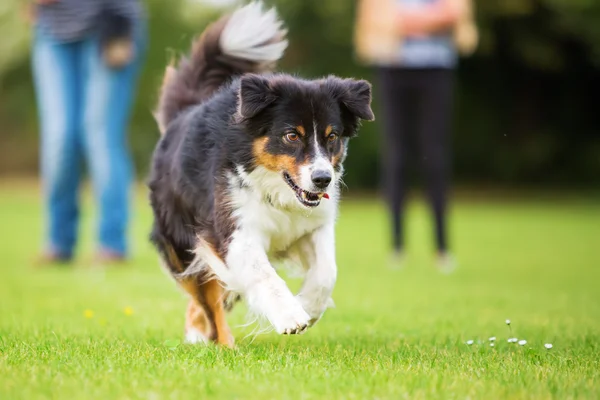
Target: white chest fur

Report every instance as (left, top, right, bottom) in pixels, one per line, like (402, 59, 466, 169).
(216, 166, 339, 335)
(228, 166, 338, 254)
(243, 196, 328, 253)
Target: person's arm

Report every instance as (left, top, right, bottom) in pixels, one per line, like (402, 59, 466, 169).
(23, 0, 59, 21)
(398, 0, 466, 36)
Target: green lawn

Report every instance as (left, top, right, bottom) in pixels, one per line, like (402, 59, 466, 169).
(1, 183, 599, 399)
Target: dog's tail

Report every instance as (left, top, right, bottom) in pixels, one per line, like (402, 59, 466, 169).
(155, 1, 288, 135)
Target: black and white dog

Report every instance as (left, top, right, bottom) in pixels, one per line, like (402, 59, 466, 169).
(149, 2, 374, 346)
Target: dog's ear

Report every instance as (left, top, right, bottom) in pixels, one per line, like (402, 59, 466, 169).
(238, 74, 277, 119)
(324, 76, 375, 122)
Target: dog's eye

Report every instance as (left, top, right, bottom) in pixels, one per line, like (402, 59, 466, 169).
(285, 132, 300, 142)
(327, 133, 338, 142)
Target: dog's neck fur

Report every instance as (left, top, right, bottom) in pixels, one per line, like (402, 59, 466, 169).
(228, 165, 338, 254)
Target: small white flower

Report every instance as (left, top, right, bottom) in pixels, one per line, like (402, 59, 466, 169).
(466, 340, 474, 345)
(490, 343, 495, 347)
(518, 340, 527, 346)
(505, 319, 511, 325)
(544, 343, 553, 349)
(489, 337, 496, 341)
(508, 338, 518, 343)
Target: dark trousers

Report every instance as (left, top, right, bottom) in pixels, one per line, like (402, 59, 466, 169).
(377, 67, 454, 253)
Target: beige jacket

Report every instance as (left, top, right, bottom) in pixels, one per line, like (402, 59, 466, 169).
(354, 0, 478, 65)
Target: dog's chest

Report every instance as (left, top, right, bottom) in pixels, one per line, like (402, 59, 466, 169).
(237, 197, 331, 254)
(266, 207, 322, 253)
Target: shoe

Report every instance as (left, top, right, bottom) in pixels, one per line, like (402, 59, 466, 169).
(389, 250, 406, 270)
(437, 252, 457, 274)
(34, 250, 72, 267)
(95, 249, 128, 266)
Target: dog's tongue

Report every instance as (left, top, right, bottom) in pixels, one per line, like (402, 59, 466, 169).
(323, 193, 330, 199)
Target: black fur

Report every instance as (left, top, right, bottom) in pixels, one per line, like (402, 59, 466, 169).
(148, 11, 374, 283)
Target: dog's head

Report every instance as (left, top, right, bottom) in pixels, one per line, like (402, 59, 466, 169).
(238, 74, 374, 208)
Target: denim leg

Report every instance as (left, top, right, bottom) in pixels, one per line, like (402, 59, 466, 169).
(80, 31, 145, 255)
(32, 32, 84, 258)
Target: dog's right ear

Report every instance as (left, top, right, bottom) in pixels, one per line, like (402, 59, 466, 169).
(323, 76, 375, 122)
(238, 74, 277, 119)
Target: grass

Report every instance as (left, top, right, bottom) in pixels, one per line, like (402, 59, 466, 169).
(1, 183, 599, 399)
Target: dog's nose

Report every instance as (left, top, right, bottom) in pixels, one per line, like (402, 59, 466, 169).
(311, 170, 332, 189)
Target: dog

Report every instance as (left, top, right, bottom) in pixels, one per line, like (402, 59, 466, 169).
(148, 1, 374, 347)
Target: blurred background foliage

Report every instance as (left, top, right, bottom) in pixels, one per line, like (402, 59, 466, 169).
(0, 0, 599, 188)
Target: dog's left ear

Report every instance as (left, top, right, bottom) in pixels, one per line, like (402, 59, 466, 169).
(238, 74, 278, 119)
(324, 77, 375, 122)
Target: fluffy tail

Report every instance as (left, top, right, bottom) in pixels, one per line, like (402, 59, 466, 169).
(155, 1, 288, 134)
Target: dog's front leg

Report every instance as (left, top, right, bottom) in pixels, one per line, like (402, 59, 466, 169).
(226, 231, 310, 334)
(296, 222, 337, 326)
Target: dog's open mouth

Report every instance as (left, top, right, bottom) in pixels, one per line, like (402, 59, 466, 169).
(283, 172, 328, 208)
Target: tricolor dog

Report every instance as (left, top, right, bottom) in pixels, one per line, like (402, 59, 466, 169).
(149, 2, 374, 346)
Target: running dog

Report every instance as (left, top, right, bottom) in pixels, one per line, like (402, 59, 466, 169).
(149, 2, 374, 346)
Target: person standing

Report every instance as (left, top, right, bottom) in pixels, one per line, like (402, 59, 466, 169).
(31, 0, 146, 264)
(355, 0, 478, 271)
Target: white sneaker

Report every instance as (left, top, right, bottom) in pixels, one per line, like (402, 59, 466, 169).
(389, 250, 406, 270)
(437, 252, 457, 274)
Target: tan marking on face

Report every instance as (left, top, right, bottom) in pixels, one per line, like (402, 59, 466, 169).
(325, 125, 333, 136)
(252, 137, 302, 178)
(296, 125, 305, 136)
(331, 142, 346, 168)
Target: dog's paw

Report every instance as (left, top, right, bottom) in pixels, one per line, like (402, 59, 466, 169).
(297, 295, 335, 327)
(268, 301, 311, 335)
(185, 328, 210, 345)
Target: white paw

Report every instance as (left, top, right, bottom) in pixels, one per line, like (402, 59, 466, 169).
(185, 328, 209, 344)
(297, 294, 334, 326)
(268, 300, 311, 335)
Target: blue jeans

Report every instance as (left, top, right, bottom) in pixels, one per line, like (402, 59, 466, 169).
(32, 27, 145, 258)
